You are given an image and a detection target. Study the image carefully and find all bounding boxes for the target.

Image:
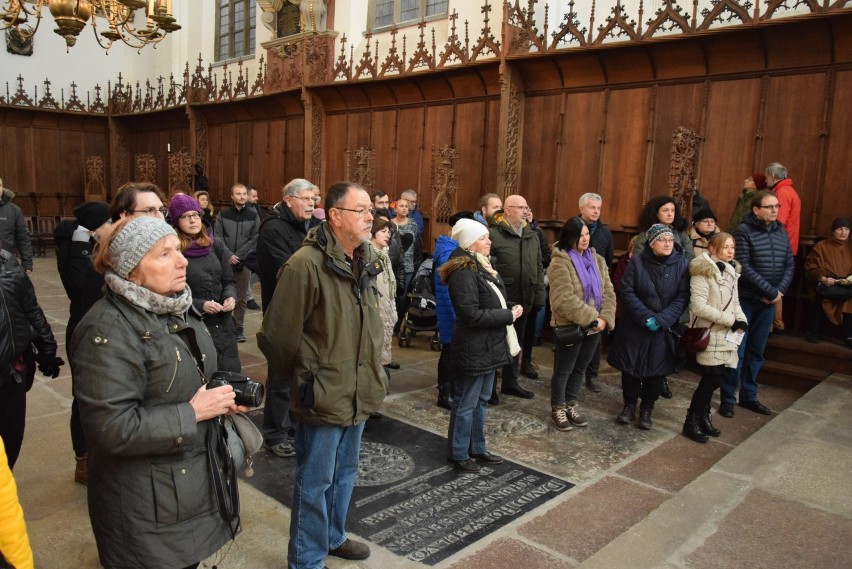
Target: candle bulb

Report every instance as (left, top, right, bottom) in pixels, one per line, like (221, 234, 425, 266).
(167, 143, 171, 152)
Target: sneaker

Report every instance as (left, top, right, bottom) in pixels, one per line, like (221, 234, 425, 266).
(236, 332, 247, 343)
(264, 441, 295, 458)
(566, 402, 588, 427)
(246, 299, 261, 310)
(551, 407, 573, 431)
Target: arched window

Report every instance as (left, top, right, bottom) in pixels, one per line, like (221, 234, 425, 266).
(216, 0, 257, 61)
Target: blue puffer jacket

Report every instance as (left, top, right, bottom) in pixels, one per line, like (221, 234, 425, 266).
(434, 235, 458, 345)
(733, 213, 795, 302)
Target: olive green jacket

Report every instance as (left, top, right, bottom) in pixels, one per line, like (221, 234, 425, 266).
(488, 213, 546, 311)
(257, 223, 386, 426)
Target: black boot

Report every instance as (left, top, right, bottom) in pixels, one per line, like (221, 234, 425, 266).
(617, 403, 636, 424)
(660, 377, 673, 399)
(638, 402, 654, 430)
(682, 408, 709, 443)
(700, 405, 721, 437)
(437, 383, 452, 410)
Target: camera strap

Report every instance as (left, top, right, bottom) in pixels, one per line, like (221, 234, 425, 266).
(207, 417, 241, 538)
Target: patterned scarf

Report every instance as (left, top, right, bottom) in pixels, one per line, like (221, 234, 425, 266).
(370, 243, 396, 300)
(105, 271, 193, 316)
(568, 247, 603, 311)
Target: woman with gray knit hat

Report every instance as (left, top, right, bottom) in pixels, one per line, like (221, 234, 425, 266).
(70, 215, 247, 569)
(608, 223, 690, 430)
(170, 193, 241, 372)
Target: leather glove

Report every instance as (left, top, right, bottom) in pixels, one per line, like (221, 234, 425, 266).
(38, 355, 65, 379)
(731, 320, 748, 332)
(645, 317, 661, 332)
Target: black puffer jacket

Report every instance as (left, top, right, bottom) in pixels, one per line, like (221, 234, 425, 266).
(733, 213, 795, 302)
(439, 249, 514, 375)
(0, 198, 33, 272)
(0, 250, 57, 377)
(256, 202, 321, 312)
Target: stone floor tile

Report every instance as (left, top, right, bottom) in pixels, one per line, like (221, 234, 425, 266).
(616, 435, 732, 493)
(685, 489, 852, 569)
(517, 476, 668, 562)
(444, 537, 573, 569)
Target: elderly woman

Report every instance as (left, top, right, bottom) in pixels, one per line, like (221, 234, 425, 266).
(439, 219, 522, 472)
(71, 216, 247, 569)
(683, 233, 747, 443)
(548, 217, 616, 432)
(805, 217, 852, 348)
(370, 217, 398, 374)
(688, 207, 720, 257)
(609, 224, 690, 430)
(170, 194, 241, 372)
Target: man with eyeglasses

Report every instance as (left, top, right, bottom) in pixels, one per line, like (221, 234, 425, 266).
(487, 194, 545, 400)
(109, 182, 168, 223)
(258, 181, 384, 568)
(722, 190, 794, 419)
(214, 183, 259, 343)
(765, 162, 801, 334)
(255, 178, 321, 459)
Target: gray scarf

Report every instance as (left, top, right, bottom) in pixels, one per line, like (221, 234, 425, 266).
(105, 271, 193, 316)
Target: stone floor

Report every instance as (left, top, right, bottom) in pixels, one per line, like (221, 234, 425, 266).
(13, 256, 852, 568)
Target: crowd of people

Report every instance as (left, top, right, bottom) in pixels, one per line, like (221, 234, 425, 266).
(0, 161, 849, 569)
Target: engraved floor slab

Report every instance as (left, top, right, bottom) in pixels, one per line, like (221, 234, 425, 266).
(241, 412, 572, 565)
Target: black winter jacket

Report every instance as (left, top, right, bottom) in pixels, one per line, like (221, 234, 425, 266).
(587, 219, 615, 268)
(440, 249, 514, 375)
(607, 245, 690, 378)
(54, 220, 105, 351)
(0, 250, 57, 380)
(213, 204, 259, 264)
(0, 198, 33, 272)
(733, 213, 795, 302)
(256, 202, 321, 312)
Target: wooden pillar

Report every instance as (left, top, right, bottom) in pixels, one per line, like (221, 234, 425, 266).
(496, 62, 524, 198)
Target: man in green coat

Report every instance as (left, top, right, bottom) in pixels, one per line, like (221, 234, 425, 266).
(488, 194, 545, 400)
(257, 182, 385, 569)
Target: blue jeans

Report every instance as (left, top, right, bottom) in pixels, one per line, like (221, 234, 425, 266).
(447, 371, 494, 461)
(722, 297, 775, 405)
(288, 422, 365, 569)
(551, 333, 600, 406)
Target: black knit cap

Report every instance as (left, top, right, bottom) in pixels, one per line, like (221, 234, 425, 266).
(74, 201, 111, 231)
(448, 210, 475, 228)
(831, 217, 851, 231)
(692, 207, 717, 223)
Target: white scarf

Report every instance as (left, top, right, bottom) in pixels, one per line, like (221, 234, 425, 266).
(486, 280, 521, 357)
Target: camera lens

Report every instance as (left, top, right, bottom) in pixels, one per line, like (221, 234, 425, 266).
(237, 381, 265, 408)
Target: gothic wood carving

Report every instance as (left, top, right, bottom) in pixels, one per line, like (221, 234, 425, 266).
(432, 145, 458, 224)
(85, 155, 107, 201)
(669, 127, 703, 222)
(344, 147, 375, 191)
(168, 150, 193, 195)
(135, 154, 157, 184)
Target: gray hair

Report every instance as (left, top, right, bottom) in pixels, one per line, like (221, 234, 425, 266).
(283, 178, 318, 198)
(578, 193, 602, 207)
(400, 188, 417, 200)
(765, 162, 788, 180)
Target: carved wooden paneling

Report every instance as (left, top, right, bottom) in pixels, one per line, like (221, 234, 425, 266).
(822, 70, 852, 236)
(431, 145, 458, 224)
(85, 156, 107, 201)
(135, 154, 157, 183)
(168, 151, 193, 195)
(344, 147, 375, 191)
(669, 127, 704, 222)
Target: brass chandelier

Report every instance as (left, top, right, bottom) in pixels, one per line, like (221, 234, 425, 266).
(1, 0, 180, 52)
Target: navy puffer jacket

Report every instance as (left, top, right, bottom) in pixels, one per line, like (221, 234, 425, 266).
(732, 213, 795, 302)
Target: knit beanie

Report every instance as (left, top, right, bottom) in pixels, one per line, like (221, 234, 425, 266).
(831, 217, 851, 231)
(752, 173, 767, 189)
(646, 223, 674, 245)
(168, 193, 202, 225)
(451, 218, 489, 250)
(74, 201, 111, 230)
(692, 207, 717, 223)
(109, 217, 177, 279)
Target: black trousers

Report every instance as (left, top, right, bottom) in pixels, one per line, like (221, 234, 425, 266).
(690, 364, 726, 410)
(0, 375, 27, 469)
(621, 372, 663, 408)
(501, 312, 529, 387)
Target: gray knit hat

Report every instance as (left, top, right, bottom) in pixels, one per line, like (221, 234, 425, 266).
(109, 217, 177, 279)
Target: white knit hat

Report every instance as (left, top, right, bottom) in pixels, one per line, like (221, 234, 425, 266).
(451, 218, 489, 250)
(109, 217, 177, 279)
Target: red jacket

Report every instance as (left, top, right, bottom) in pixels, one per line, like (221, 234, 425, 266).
(773, 178, 801, 255)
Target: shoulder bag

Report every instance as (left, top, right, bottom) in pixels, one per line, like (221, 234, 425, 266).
(682, 295, 733, 352)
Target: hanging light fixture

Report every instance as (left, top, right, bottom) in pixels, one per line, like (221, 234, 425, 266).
(1, 0, 181, 52)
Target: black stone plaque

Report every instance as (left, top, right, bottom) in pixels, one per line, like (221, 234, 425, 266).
(242, 411, 573, 565)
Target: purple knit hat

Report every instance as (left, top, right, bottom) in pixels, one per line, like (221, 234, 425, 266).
(168, 193, 202, 226)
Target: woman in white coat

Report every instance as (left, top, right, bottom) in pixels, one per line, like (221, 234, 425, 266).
(683, 232, 748, 443)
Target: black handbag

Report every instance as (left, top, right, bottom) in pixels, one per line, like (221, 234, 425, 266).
(553, 322, 595, 347)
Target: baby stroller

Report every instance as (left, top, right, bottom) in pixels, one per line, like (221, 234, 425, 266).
(398, 258, 441, 350)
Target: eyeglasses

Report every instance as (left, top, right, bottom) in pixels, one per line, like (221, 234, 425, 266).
(179, 212, 202, 220)
(128, 207, 168, 217)
(290, 195, 315, 203)
(334, 207, 376, 218)
(506, 205, 531, 212)
(758, 204, 782, 210)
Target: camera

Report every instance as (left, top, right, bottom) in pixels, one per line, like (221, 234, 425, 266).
(206, 371, 265, 408)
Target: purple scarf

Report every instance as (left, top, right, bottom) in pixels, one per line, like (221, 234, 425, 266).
(183, 235, 213, 258)
(568, 248, 603, 311)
